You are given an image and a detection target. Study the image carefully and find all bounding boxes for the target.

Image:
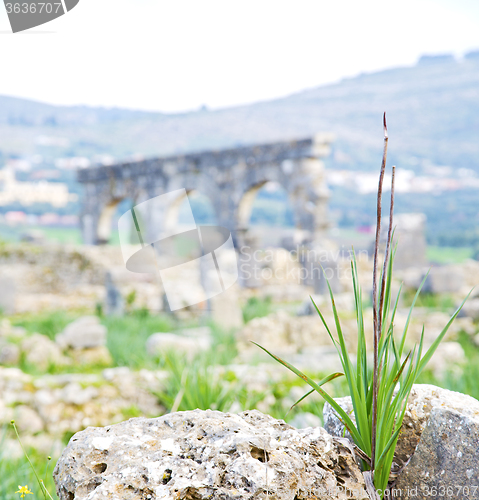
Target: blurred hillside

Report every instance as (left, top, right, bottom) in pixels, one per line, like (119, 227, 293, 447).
(0, 52, 478, 171)
(1, 52, 479, 250)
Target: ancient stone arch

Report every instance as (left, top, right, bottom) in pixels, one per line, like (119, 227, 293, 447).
(77, 134, 333, 247)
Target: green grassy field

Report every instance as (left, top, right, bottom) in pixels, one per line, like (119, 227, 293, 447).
(0, 224, 82, 245)
(426, 245, 474, 264)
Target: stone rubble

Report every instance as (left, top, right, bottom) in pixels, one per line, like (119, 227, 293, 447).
(21, 333, 71, 370)
(2, 242, 479, 497)
(237, 308, 475, 373)
(0, 340, 20, 365)
(55, 316, 113, 366)
(0, 366, 167, 456)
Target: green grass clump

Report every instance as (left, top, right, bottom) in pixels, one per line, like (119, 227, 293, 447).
(103, 310, 174, 369)
(12, 311, 83, 341)
(257, 248, 467, 499)
(242, 296, 272, 323)
(154, 324, 244, 412)
(0, 455, 57, 500)
(155, 353, 242, 413)
(254, 117, 470, 498)
(402, 290, 455, 310)
(0, 423, 57, 500)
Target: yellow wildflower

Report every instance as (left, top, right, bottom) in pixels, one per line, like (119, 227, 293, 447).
(16, 486, 33, 499)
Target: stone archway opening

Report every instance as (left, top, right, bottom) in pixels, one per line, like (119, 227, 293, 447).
(78, 135, 333, 261)
(153, 189, 220, 265)
(178, 190, 218, 226)
(97, 197, 136, 245)
(239, 181, 296, 248)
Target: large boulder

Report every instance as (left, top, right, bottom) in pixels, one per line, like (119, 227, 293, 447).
(56, 316, 107, 350)
(323, 385, 479, 493)
(54, 409, 368, 500)
(146, 331, 211, 359)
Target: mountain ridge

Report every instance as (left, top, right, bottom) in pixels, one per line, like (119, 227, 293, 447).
(1, 53, 479, 172)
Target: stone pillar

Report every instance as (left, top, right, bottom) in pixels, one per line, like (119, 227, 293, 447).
(296, 154, 336, 294)
(80, 182, 108, 245)
(211, 190, 239, 244)
(80, 211, 100, 245)
(300, 157, 330, 245)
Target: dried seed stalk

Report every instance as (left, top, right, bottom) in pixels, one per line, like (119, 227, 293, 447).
(371, 112, 389, 472)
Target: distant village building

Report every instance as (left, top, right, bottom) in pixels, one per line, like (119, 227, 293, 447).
(0, 167, 78, 207)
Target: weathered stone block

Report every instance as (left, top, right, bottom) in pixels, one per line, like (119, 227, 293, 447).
(56, 316, 107, 349)
(146, 332, 211, 359)
(394, 407, 479, 499)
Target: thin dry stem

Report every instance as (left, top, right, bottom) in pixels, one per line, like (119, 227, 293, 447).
(378, 165, 396, 342)
(371, 112, 389, 473)
(377, 167, 396, 385)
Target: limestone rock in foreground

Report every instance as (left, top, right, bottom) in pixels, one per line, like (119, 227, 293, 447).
(54, 409, 368, 500)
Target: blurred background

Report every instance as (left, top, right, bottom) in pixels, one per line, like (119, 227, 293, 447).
(0, 0, 479, 252)
(1, 0, 479, 495)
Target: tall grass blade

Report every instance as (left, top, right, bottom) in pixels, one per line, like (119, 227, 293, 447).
(252, 341, 365, 449)
(288, 372, 344, 412)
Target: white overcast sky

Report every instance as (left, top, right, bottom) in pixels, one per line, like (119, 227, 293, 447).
(0, 0, 478, 113)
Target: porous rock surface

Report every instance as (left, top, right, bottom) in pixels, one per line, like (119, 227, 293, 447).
(54, 409, 368, 500)
(394, 407, 479, 498)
